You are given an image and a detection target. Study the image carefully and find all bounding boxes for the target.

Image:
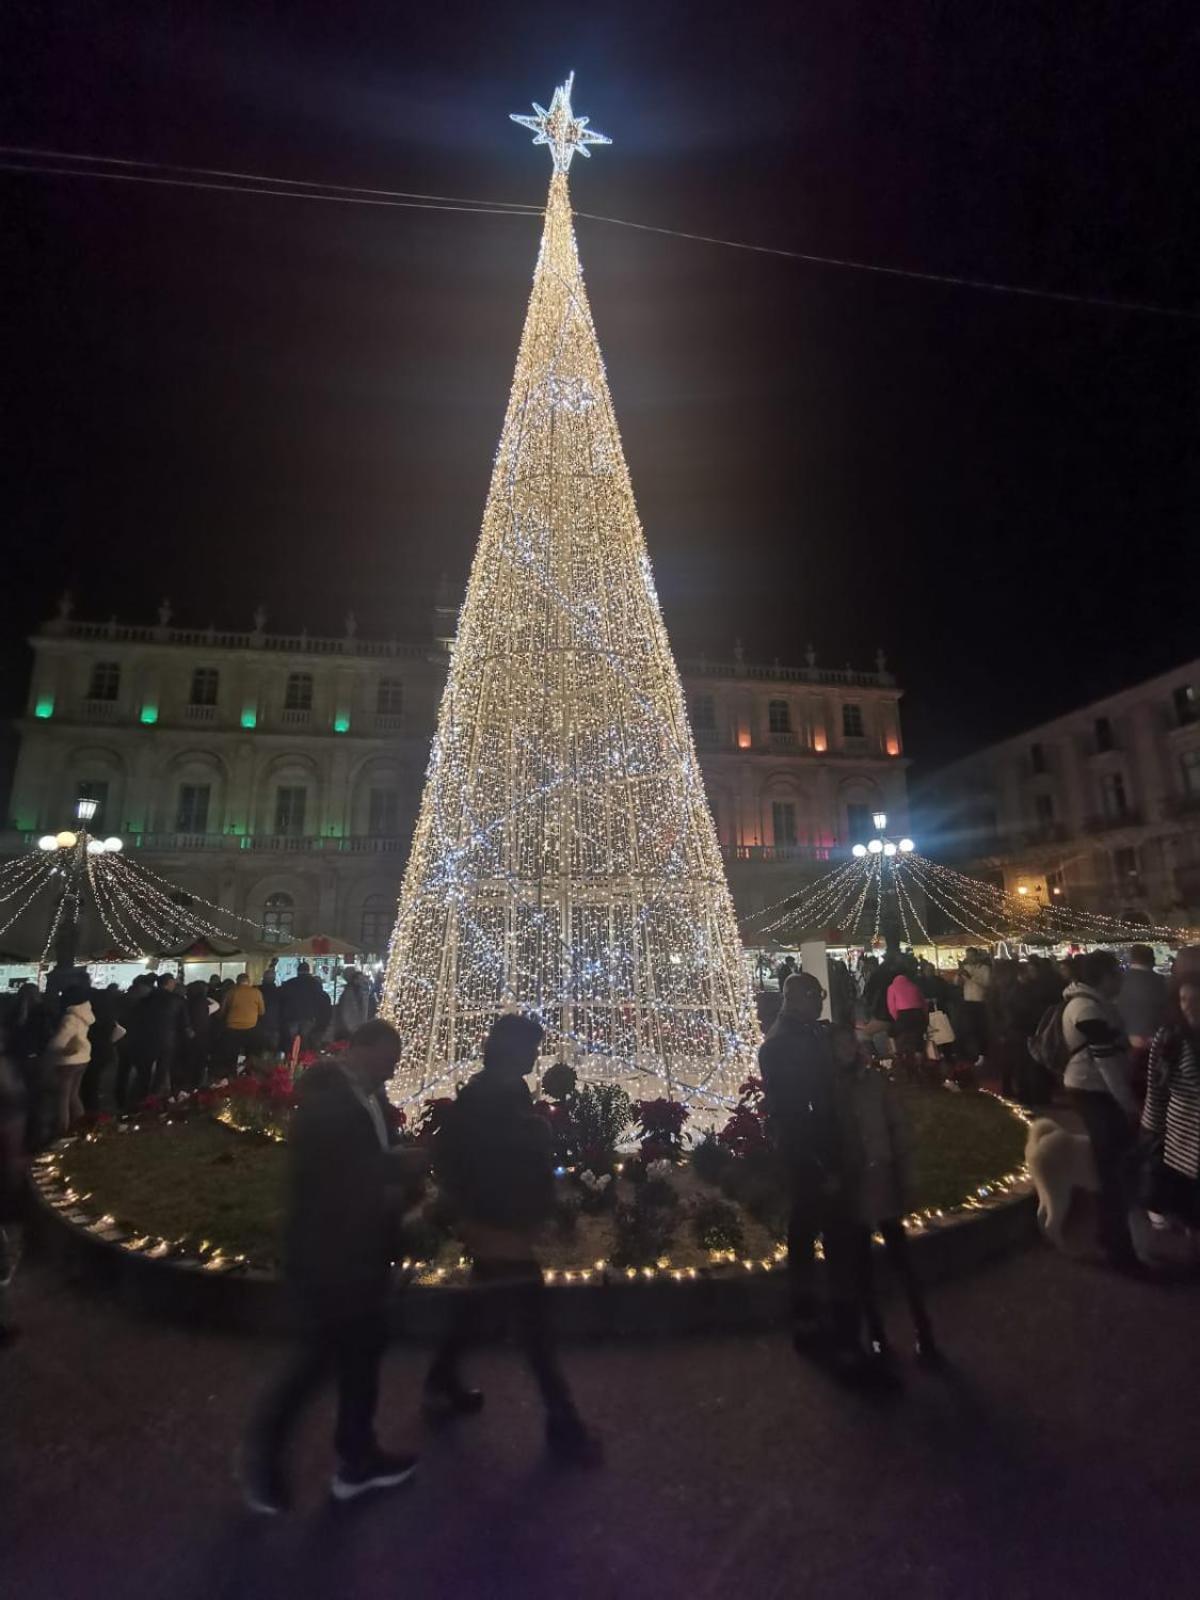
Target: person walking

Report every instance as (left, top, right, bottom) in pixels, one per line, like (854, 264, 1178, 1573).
(1139, 976, 1200, 1234)
(758, 972, 860, 1372)
(334, 966, 374, 1041)
(181, 980, 216, 1089)
(118, 973, 188, 1107)
(830, 1024, 940, 1367)
(424, 1013, 601, 1463)
(43, 987, 94, 1135)
(218, 973, 265, 1073)
(1062, 950, 1142, 1274)
(243, 1020, 422, 1512)
(279, 961, 332, 1057)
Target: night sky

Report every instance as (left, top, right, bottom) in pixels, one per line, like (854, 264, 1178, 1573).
(3, 2, 1198, 778)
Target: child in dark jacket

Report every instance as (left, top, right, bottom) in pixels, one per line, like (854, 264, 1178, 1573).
(830, 1025, 941, 1367)
(425, 1012, 601, 1465)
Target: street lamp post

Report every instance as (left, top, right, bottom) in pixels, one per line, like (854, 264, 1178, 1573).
(848, 811, 916, 956)
(37, 798, 123, 971)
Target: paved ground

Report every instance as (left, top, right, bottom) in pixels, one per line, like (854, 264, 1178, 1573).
(4, 1241, 1199, 1600)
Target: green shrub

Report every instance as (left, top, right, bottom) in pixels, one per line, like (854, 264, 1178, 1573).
(571, 1083, 632, 1172)
(690, 1132, 729, 1185)
(692, 1197, 745, 1255)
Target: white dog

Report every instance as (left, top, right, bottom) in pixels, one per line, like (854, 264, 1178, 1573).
(1026, 1117, 1162, 1263)
(1025, 1118, 1099, 1249)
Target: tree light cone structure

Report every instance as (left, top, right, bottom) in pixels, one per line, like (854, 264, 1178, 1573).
(381, 79, 759, 1111)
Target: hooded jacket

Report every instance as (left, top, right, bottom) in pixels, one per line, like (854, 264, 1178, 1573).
(45, 1001, 95, 1070)
(334, 971, 374, 1038)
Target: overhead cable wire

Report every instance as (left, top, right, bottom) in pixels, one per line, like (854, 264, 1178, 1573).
(3, 144, 1196, 322)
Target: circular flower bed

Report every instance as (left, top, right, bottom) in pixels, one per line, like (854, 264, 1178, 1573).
(44, 1062, 1029, 1286)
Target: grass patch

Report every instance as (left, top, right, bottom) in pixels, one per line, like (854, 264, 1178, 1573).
(60, 1119, 287, 1267)
(56, 1087, 1026, 1272)
(902, 1086, 1026, 1211)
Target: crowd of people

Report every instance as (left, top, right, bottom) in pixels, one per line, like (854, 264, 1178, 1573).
(0, 958, 380, 1146)
(3, 939, 1199, 1503)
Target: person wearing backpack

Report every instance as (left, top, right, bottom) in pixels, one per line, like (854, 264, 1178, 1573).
(1060, 950, 1142, 1273)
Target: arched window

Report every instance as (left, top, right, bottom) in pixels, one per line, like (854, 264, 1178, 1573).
(360, 896, 392, 953)
(263, 892, 295, 944)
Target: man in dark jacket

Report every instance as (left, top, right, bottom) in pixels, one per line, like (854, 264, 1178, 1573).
(118, 973, 188, 1105)
(278, 961, 332, 1056)
(243, 1019, 422, 1512)
(759, 973, 860, 1367)
(424, 1012, 600, 1464)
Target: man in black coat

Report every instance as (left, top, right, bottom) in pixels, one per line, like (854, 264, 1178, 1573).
(242, 1019, 422, 1512)
(118, 973, 188, 1105)
(424, 1012, 600, 1464)
(759, 972, 861, 1369)
(278, 961, 333, 1056)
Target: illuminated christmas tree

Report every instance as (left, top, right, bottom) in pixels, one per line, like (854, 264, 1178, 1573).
(382, 75, 759, 1110)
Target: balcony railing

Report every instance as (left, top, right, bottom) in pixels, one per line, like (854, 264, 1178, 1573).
(1, 830, 413, 857)
(767, 730, 797, 749)
(83, 699, 119, 721)
(184, 703, 217, 723)
(722, 843, 834, 863)
(279, 707, 312, 728)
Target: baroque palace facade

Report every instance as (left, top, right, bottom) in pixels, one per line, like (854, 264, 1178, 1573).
(0, 602, 910, 956)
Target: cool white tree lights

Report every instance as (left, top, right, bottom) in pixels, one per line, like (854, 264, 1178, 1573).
(380, 76, 759, 1110)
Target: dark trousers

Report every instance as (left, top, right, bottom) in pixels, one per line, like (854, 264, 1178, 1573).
(893, 1008, 927, 1057)
(787, 1190, 859, 1351)
(81, 1044, 115, 1114)
(853, 1219, 933, 1348)
(249, 1305, 385, 1470)
(958, 1001, 988, 1061)
(1068, 1089, 1138, 1266)
(427, 1258, 576, 1420)
(116, 1048, 167, 1109)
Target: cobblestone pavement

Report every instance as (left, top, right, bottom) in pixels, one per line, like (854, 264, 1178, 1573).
(4, 1242, 1198, 1600)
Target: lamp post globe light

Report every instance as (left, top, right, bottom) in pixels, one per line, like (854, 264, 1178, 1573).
(40, 799, 123, 970)
(849, 810, 917, 956)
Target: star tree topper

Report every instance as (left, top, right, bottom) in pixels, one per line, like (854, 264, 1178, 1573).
(510, 71, 611, 172)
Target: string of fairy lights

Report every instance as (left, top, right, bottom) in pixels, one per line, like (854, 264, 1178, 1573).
(0, 831, 262, 960)
(380, 78, 760, 1111)
(743, 848, 1200, 950)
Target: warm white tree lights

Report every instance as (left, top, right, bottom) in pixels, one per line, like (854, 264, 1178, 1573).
(380, 77, 759, 1110)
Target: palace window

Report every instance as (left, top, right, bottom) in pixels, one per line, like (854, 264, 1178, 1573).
(1174, 684, 1199, 726)
(87, 661, 120, 701)
(846, 802, 873, 843)
(1034, 792, 1055, 825)
(376, 678, 404, 715)
(1182, 748, 1200, 796)
(360, 897, 392, 952)
(284, 673, 313, 712)
(1099, 771, 1128, 820)
(842, 703, 864, 739)
(1030, 741, 1047, 775)
(368, 788, 399, 835)
(190, 667, 220, 706)
(274, 786, 307, 836)
(1094, 715, 1115, 753)
(263, 892, 295, 943)
(690, 693, 716, 731)
(176, 784, 211, 834)
(771, 800, 797, 847)
(768, 700, 791, 734)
